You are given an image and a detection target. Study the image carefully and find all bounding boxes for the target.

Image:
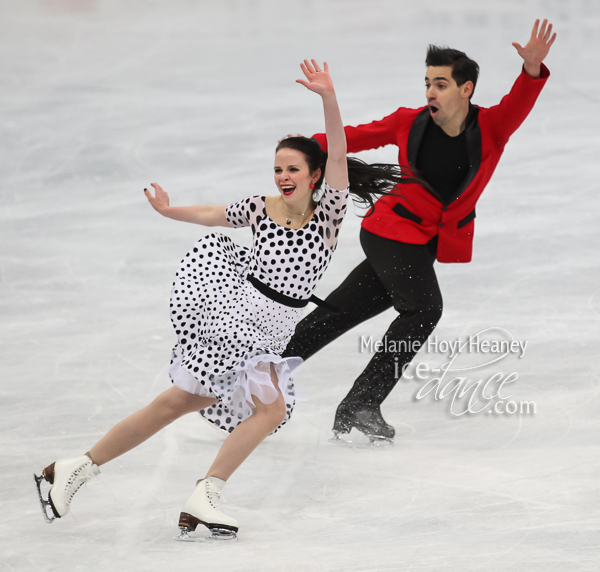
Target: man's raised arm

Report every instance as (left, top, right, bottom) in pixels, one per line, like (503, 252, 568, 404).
(312, 109, 401, 153)
(487, 18, 556, 145)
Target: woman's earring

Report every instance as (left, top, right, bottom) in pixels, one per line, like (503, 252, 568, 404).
(310, 184, 315, 189)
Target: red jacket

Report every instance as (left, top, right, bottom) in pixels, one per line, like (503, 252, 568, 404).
(313, 64, 550, 263)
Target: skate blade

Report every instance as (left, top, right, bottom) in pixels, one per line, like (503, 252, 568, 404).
(33, 473, 57, 524)
(330, 428, 393, 449)
(174, 526, 237, 543)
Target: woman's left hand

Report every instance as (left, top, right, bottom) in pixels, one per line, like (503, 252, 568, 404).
(296, 60, 334, 96)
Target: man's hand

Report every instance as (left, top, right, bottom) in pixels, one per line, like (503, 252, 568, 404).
(512, 19, 557, 78)
(277, 133, 304, 144)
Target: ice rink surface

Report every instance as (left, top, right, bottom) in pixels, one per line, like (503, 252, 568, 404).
(1, 0, 599, 570)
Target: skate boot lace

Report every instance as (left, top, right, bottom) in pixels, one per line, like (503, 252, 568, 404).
(63, 463, 93, 506)
(204, 480, 222, 510)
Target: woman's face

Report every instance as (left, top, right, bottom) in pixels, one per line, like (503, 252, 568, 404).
(274, 148, 320, 208)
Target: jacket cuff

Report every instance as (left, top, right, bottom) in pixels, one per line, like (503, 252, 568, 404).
(522, 62, 550, 80)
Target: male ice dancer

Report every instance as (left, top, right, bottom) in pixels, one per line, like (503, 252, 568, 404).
(283, 19, 556, 442)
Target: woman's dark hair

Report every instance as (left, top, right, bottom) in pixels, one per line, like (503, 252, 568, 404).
(425, 45, 479, 99)
(275, 137, 425, 215)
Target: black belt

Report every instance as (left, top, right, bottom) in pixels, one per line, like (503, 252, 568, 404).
(246, 274, 338, 313)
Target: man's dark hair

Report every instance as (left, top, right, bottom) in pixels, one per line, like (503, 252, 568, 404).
(426, 45, 480, 99)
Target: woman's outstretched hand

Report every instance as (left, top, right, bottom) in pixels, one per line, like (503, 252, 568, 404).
(296, 60, 334, 96)
(144, 182, 170, 215)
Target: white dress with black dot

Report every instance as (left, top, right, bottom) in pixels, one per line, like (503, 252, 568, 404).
(168, 182, 349, 434)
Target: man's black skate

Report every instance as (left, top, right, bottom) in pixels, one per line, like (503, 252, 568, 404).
(332, 402, 395, 444)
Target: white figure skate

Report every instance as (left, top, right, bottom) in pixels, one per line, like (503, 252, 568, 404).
(34, 455, 100, 523)
(175, 477, 238, 542)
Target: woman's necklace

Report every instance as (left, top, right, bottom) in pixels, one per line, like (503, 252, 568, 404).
(283, 204, 313, 228)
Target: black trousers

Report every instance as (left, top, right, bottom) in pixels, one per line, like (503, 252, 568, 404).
(282, 228, 443, 407)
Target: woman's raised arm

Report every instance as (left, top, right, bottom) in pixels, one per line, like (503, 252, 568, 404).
(144, 183, 230, 227)
(296, 60, 348, 191)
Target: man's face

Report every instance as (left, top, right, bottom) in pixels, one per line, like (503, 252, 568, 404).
(425, 66, 472, 129)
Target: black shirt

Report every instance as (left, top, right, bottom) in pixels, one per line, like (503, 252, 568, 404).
(416, 117, 470, 204)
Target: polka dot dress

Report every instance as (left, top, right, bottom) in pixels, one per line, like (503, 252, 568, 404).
(168, 182, 349, 434)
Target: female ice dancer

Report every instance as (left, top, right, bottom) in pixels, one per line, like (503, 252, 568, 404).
(34, 60, 420, 540)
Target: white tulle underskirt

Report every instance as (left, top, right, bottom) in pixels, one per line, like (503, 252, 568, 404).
(170, 350, 304, 433)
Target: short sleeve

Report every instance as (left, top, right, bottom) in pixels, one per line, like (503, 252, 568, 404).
(316, 180, 350, 251)
(225, 196, 262, 229)
(319, 180, 349, 218)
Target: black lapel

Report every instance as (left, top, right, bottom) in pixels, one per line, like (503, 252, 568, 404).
(407, 107, 430, 171)
(407, 108, 444, 203)
(447, 105, 481, 204)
